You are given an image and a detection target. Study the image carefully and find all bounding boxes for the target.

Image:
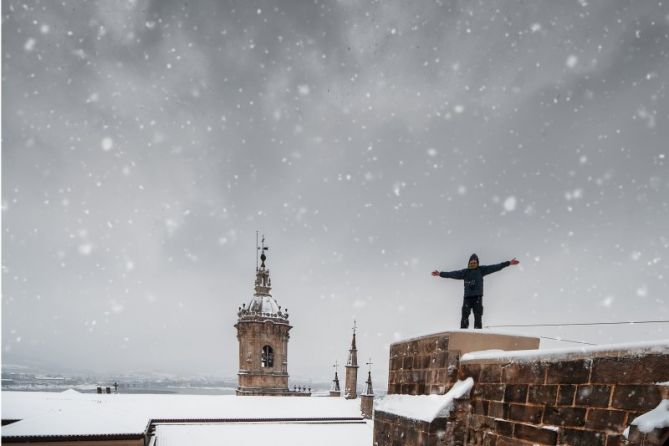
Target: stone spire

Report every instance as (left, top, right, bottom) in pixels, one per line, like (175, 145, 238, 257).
(360, 359, 374, 419)
(329, 361, 342, 397)
(364, 365, 374, 395)
(345, 320, 359, 399)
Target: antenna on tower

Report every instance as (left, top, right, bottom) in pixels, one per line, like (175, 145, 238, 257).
(256, 231, 260, 271)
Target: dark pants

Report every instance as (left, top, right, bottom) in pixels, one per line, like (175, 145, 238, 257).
(461, 296, 483, 329)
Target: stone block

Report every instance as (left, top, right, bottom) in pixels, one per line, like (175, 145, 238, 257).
(591, 355, 669, 384)
(502, 362, 547, 384)
(575, 384, 612, 407)
(508, 403, 543, 423)
(472, 399, 489, 416)
(494, 419, 514, 437)
(468, 414, 487, 430)
(391, 357, 402, 370)
(514, 423, 558, 445)
(528, 385, 558, 405)
(479, 364, 503, 383)
(459, 362, 481, 380)
(474, 383, 505, 401)
(496, 435, 524, 446)
(611, 385, 662, 411)
(557, 384, 576, 406)
(585, 408, 627, 432)
(403, 356, 414, 370)
(546, 359, 592, 384)
(488, 401, 508, 419)
(542, 405, 586, 427)
(504, 384, 528, 403)
(605, 434, 624, 446)
(559, 428, 606, 446)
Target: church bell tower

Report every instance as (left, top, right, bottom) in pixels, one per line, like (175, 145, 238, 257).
(235, 236, 292, 396)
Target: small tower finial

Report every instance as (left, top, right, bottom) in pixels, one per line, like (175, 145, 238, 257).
(259, 234, 268, 269)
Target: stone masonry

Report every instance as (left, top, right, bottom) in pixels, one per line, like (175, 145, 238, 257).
(374, 332, 669, 446)
(459, 347, 669, 445)
(386, 331, 539, 396)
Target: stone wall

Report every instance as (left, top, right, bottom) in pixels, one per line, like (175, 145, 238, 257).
(375, 332, 669, 446)
(387, 332, 539, 396)
(459, 349, 669, 445)
(386, 333, 461, 396)
(374, 408, 451, 446)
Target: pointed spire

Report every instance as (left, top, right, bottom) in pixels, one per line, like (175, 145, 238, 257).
(332, 361, 341, 392)
(364, 359, 374, 395)
(347, 320, 358, 367)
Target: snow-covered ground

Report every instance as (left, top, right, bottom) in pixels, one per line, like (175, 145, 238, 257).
(1, 390, 371, 445)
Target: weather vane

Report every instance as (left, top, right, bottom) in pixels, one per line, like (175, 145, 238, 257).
(256, 231, 269, 270)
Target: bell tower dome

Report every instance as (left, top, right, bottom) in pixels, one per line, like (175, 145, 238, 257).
(235, 235, 292, 396)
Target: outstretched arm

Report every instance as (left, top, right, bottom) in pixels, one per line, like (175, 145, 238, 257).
(480, 258, 519, 276)
(432, 269, 466, 279)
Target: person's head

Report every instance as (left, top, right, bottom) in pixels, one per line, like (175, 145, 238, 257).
(468, 253, 479, 269)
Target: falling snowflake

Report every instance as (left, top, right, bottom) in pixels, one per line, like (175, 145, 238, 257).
(24, 38, 36, 52)
(101, 137, 113, 151)
(504, 196, 517, 212)
(297, 84, 310, 96)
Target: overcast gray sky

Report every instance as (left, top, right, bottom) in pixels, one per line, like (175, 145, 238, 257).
(3, 0, 668, 385)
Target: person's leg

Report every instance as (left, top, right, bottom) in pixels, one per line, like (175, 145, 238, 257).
(460, 300, 472, 329)
(473, 297, 483, 329)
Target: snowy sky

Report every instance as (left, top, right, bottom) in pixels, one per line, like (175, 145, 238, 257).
(2, 0, 668, 385)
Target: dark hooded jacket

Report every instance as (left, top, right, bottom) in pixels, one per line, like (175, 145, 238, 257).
(439, 255, 510, 298)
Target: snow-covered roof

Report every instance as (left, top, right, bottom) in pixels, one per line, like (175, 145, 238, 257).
(460, 339, 669, 363)
(1, 391, 365, 438)
(155, 422, 373, 446)
(373, 378, 474, 422)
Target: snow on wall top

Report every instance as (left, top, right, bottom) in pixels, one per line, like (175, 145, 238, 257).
(389, 329, 536, 346)
(373, 378, 474, 422)
(1, 391, 363, 437)
(460, 339, 669, 364)
(630, 400, 669, 434)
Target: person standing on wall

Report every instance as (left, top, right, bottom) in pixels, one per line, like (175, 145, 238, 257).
(432, 254, 519, 329)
